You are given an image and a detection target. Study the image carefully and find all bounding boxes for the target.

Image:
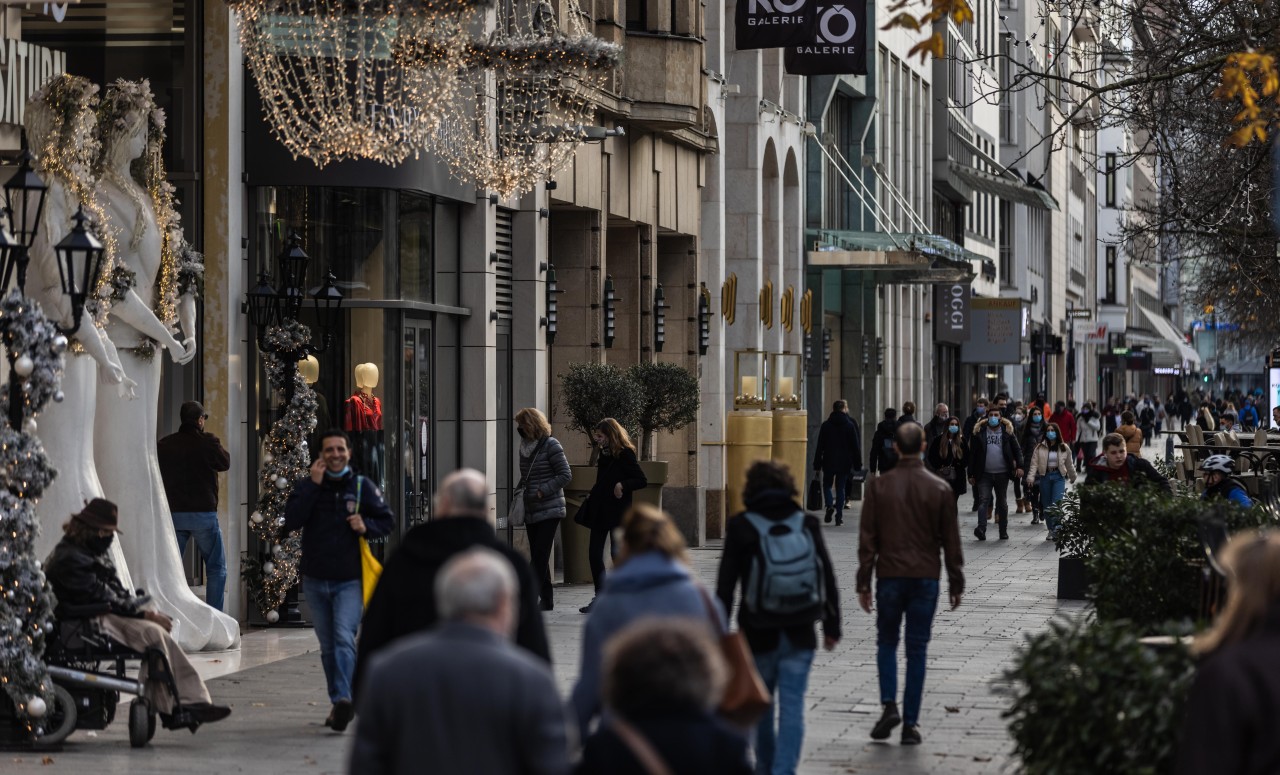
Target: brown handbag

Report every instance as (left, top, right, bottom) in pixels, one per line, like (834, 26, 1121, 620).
(698, 586, 771, 727)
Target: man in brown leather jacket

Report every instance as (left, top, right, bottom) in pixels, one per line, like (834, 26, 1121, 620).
(856, 422, 965, 746)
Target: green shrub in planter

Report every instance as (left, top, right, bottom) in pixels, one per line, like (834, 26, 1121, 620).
(559, 362, 642, 462)
(627, 361, 700, 461)
(1005, 616, 1195, 775)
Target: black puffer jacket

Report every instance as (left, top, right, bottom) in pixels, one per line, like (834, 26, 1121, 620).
(870, 420, 899, 473)
(585, 447, 647, 531)
(45, 537, 145, 618)
(519, 435, 572, 524)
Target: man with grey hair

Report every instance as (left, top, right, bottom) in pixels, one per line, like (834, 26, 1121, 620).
(923, 403, 950, 450)
(354, 469, 549, 697)
(350, 548, 570, 775)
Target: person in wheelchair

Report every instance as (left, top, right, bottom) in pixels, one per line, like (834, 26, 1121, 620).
(44, 498, 232, 730)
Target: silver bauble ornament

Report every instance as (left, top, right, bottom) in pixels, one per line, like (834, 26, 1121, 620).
(262, 561, 275, 574)
(13, 355, 33, 376)
(52, 390, 64, 403)
(272, 543, 283, 555)
(263, 452, 274, 464)
(52, 335, 68, 354)
(266, 609, 280, 624)
(26, 696, 46, 718)
(275, 476, 289, 490)
(251, 511, 264, 524)
(274, 517, 286, 527)
(22, 417, 36, 435)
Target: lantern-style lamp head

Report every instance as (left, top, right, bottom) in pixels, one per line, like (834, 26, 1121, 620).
(276, 231, 309, 322)
(4, 147, 47, 249)
(54, 206, 105, 321)
(0, 208, 21, 294)
(247, 270, 279, 330)
(309, 268, 344, 341)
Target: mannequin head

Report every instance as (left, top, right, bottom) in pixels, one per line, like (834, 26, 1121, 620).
(355, 362, 380, 391)
(299, 355, 320, 385)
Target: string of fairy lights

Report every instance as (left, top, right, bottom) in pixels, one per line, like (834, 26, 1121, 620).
(228, 0, 621, 195)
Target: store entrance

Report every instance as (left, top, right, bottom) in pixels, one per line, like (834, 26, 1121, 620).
(402, 318, 433, 529)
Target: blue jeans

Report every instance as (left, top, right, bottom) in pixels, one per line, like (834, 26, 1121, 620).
(876, 578, 940, 727)
(303, 576, 363, 704)
(822, 472, 849, 517)
(1041, 472, 1067, 533)
(752, 632, 815, 775)
(171, 511, 227, 612)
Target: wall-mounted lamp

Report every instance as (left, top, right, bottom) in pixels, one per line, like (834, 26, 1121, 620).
(653, 283, 666, 353)
(603, 275, 617, 348)
(876, 337, 885, 375)
(822, 328, 832, 372)
(545, 263, 560, 345)
(698, 283, 711, 356)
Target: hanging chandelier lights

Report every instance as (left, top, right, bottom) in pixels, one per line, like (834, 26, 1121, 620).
(228, 0, 484, 168)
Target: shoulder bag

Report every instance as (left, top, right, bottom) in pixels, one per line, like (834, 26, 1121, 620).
(508, 437, 548, 528)
(353, 477, 382, 607)
(697, 586, 770, 728)
(609, 717, 674, 775)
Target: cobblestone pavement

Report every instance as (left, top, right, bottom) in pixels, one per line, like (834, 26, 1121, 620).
(12, 493, 1083, 774)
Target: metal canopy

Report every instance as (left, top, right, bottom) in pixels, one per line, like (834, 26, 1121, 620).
(948, 161, 1060, 211)
(807, 230, 978, 284)
(1137, 307, 1201, 368)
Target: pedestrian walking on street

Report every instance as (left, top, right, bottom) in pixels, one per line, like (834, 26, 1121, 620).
(355, 469, 550, 700)
(349, 548, 571, 775)
(572, 503, 723, 739)
(870, 408, 900, 475)
(968, 406, 1022, 540)
(813, 399, 863, 526)
(45, 499, 232, 729)
(1118, 411, 1143, 453)
(576, 618, 752, 775)
(1017, 405, 1047, 517)
(923, 403, 950, 449)
(1026, 423, 1076, 539)
(961, 398, 989, 511)
(1076, 401, 1102, 470)
(514, 407, 573, 610)
(897, 401, 918, 427)
(716, 460, 841, 775)
(1084, 433, 1171, 491)
(284, 429, 395, 732)
(1176, 531, 1280, 775)
(857, 423, 964, 745)
(925, 415, 967, 501)
(580, 418, 648, 613)
(1139, 399, 1156, 447)
(157, 400, 231, 611)
(1049, 401, 1077, 453)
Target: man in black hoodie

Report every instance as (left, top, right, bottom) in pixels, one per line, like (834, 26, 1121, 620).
(870, 408, 900, 475)
(813, 399, 863, 526)
(354, 469, 550, 702)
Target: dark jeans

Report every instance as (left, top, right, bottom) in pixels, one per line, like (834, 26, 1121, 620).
(822, 472, 850, 518)
(1080, 441, 1097, 469)
(588, 526, 618, 592)
(526, 518, 559, 607)
(875, 577, 940, 727)
(976, 471, 1010, 533)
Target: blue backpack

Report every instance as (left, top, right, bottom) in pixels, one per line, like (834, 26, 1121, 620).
(743, 511, 825, 617)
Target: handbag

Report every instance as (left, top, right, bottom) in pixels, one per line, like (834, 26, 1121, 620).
(698, 587, 770, 727)
(806, 473, 823, 511)
(352, 477, 382, 607)
(572, 494, 592, 527)
(509, 437, 548, 528)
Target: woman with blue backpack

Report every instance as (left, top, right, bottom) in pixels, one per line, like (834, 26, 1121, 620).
(716, 460, 842, 775)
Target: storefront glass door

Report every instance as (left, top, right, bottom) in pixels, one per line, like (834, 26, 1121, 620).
(403, 319, 433, 529)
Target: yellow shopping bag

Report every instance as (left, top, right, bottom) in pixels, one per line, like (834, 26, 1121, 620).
(359, 536, 382, 606)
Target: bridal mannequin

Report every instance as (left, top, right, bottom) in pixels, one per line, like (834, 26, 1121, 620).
(92, 82, 238, 651)
(23, 76, 139, 587)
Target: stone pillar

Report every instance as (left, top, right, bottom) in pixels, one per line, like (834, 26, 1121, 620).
(459, 198, 498, 517)
(548, 209, 603, 464)
(656, 236, 704, 545)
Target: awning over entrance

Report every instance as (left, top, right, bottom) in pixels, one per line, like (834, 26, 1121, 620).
(1137, 307, 1201, 369)
(807, 230, 979, 284)
(948, 161, 1060, 211)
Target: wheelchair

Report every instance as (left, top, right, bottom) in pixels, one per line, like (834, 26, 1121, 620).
(1, 601, 200, 749)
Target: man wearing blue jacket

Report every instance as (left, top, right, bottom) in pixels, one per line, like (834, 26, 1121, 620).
(284, 428, 394, 732)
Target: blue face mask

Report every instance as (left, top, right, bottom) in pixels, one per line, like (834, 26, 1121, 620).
(976, 406, 987, 416)
(948, 425, 960, 434)
(988, 416, 1000, 427)
(324, 465, 351, 480)
(1047, 431, 1058, 441)
(1031, 414, 1042, 423)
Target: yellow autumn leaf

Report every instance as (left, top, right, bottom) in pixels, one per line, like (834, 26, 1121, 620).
(881, 12, 921, 31)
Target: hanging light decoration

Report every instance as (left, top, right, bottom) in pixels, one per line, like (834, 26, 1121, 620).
(426, 0, 621, 196)
(228, 0, 485, 167)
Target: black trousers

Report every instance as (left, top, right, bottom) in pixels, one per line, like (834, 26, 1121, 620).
(588, 526, 618, 592)
(526, 518, 559, 607)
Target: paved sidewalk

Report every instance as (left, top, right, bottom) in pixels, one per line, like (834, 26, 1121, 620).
(12, 496, 1082, 774)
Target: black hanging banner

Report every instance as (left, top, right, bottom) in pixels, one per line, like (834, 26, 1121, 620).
(783, 1, 868, 75)
(735, 0, 811, 50)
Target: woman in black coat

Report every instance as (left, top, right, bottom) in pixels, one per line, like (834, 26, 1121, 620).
(926, 415, 967, 499)
(581, 418, 647, 613)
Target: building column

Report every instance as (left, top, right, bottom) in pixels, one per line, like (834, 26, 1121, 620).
(459, 199, 498, 516)
(548, 209, 603, 464)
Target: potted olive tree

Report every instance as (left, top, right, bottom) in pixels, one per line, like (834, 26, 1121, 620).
(626, 361, 701, 512)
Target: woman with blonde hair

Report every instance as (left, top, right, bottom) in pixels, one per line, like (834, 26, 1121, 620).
(570, 504, 723, 741)
(579, 417, 647, 612)
(514, 407, 571, 610)
(1176, 531, 1280, 774)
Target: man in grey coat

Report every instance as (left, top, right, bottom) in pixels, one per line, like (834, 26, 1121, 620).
(349, 548, 570, 775)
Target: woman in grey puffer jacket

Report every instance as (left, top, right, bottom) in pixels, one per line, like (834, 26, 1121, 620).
(516, 407, 572, 610)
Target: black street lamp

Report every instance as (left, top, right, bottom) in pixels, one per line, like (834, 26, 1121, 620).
(52, 206, 106, 334)
(2, 146, 47, 294)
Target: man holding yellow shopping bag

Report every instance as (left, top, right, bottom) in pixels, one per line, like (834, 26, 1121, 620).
(285, 429, 393, 733)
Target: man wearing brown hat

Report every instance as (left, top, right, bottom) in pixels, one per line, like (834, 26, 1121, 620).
(45, 498, 232, 729)
(158, 400, 231, 611)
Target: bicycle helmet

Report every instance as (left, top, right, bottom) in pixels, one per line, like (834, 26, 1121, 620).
(1199, 454, 1235, 475)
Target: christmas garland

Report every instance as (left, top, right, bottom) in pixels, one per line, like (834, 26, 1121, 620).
(0, 290, 67, 737)
(175, 241, 204, 300)
(244, 319, 318, 620)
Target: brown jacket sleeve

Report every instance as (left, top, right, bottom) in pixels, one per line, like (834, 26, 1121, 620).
(938, 488, 965, 596)
(856, 478, 879, 593)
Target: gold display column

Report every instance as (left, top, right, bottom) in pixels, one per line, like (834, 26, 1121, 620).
(725, 410, 773, 516)
(771, 410, 808, 491)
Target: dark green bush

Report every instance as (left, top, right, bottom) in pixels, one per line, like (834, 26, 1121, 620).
(627, 361, 700, 460)
(1004, 616, 1196, 775)
(558, 362, 641, 459)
